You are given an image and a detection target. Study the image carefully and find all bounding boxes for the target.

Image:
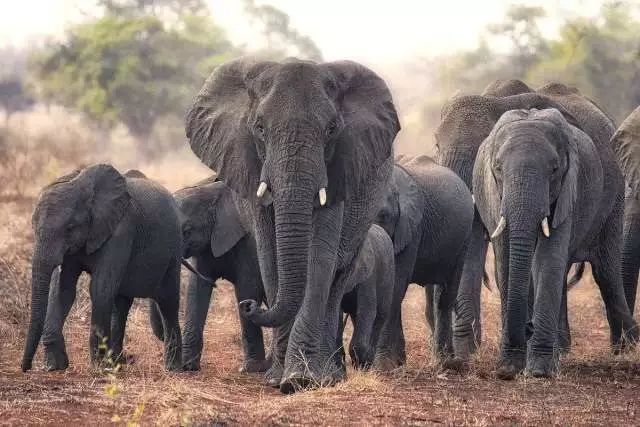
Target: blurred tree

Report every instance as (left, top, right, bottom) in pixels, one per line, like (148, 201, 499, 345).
(30, 9, 235, 158)
(0, 47, 34, 126)
(242, 0, 322, 61)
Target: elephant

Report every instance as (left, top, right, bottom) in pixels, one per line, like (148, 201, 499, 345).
(473, 108, 638, 379)
(373, 155, 474, 366)
(608, 106, 640, 314)
(338, 224, 395, 369)
(151, 176, 270, 373)
(22, 166, 183, 372)
(185, 58, 400, 392)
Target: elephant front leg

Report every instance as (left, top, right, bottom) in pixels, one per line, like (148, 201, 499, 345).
(42, 264, 80, 371)
(233, 275, 269, 373)
(110, 295, 133, 366)
(182, 257, 214, 371)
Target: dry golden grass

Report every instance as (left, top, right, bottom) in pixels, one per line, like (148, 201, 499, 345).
(1, 188, 640, 425)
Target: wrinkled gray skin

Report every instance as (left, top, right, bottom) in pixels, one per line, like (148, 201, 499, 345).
(338, 224, 395, 369)
(374, 156, 474, 366)
(151, 177, 270, 373)
(437, 79, 607, 354)
(186, 58, 399, 392)
(474, 108, 638, 380)
(610, 106, 640, 314)
(22, 166, 183, 372)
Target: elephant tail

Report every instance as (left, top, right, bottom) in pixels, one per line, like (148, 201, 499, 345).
(567, 262, 586, 291)
(482, 268, 493, 292)
(149, 300, 165, 341)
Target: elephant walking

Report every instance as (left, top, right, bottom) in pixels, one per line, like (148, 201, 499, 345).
(152, 177, 270, 373)
(185, 58, 400, 392)
(374, 156, 474, 366)
(609, 106, 640, 314)
(22, 166, 183, 372)
(473, 108, 637, 379)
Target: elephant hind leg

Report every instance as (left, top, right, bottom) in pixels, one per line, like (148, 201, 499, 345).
(155, 261, 182, 371)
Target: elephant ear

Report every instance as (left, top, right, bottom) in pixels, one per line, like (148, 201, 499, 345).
(210, 184, 248, 258)
(392, 166, 424, 254)
(323, 61, 400, 202)
(185, 59, 275, 202)
(84, 164, 131, 254)
(611, 107, 640, 196)
(472, 138, 501, 233)
(553, 119, 581, 229)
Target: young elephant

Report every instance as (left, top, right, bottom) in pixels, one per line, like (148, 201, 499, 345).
(374, 155, 474, 367)
(22, 166, 183, 372)
(339, 224, 395, 369)
(474, 108, 638, 379)
(168, 178, 269, 372)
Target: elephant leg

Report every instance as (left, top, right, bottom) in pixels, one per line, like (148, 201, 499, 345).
(453, 216, 488, 355)
(89, 281, 116, 366)
(155, 262, 182, 371)
(42, 264, 80, 371)
(233, 280, 269, 373)
(425, 285, 434, 333)
(182, 256, 214, 371)
(621, 213, 640, 315)
(556, 272, 571, 354)
(110, 295, 133, 365)
(525, 224, 572, 378)
(349, 283, 376, 369)
(335, 310, 346, 366)
(432, 282, 457, 362)
(375, 241, 419, 370)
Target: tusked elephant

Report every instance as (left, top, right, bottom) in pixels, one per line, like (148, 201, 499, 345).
(374, 155, 474, 366)
(608, 106, 640, 314)
(473, 108, 638, 379)
(338, 224, 395, 369)
(22, 166, 183, 372)
(151, 176, 270, 373)
(185, 58, 400, 392)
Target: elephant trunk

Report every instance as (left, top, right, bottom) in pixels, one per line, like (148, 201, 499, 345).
(621, 213, 640, 314)
(243, 143, 321, 327)
(502, 171, 546, 358)
(22, 244, 58, 372)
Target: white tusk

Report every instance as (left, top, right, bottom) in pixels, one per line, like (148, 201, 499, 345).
(471, 194, 475, 205)
(257, 182, 268, 198)
(319, 187, 327, 206)
(491, 216, 506, 239)
(541, 217, 550, 238)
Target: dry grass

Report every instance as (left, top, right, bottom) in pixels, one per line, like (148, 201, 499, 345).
(1, 162, 640, 425)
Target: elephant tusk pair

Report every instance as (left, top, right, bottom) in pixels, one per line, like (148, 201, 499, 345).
(256, 182, 326, 207)
(490, 216, 551, 239)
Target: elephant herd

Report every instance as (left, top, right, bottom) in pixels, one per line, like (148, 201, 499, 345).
(20, 57, 640, 393)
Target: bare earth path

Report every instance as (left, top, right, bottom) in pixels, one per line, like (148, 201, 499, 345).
(1, 200, 639, 425)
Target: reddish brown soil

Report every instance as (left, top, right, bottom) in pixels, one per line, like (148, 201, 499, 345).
(1, 201, 639, 425)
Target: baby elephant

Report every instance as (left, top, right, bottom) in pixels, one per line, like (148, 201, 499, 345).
(22, 165, 183, 372)
(157, 177, 269, 372)
(338, 224, 395, 369)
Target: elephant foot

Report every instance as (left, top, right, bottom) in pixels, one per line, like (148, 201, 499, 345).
(240, 358, 272, 373)
(182, 350, 202, 371)
(349, 344, 373, 370)
(44, 347, 69, 372)
(264, 363, 284, 388)
(496, 355, 525, 380)
(112, 352, 136, 366)
(441, 356, 468, 372)
(279, 369, 345, 394)
(372, 353, 401, 372)
(615, 319, 639, 354)
(525, 352, 558, 378)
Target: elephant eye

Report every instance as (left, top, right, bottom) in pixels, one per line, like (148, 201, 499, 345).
(326, 120, 338, 137)
(254, 120, 265, 138)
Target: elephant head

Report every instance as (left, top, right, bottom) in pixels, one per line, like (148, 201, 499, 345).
(473, 108, 583, 353)
(22, 164, 130, 371)
(174, 178, 248, 260)
(185, 58, 399, 327)
(376, 164, 424, 254)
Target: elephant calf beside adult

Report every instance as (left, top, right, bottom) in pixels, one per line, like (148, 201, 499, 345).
(151, 177, 270, 373)
(22, 166, 183, 372)
(374, 155, 474, 367)
(473, 108, 638, 379)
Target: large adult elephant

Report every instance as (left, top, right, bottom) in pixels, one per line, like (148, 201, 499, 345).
(473, 108, 637, 379)
(610, 106, 640, 314)
(185, 58, 400, 392)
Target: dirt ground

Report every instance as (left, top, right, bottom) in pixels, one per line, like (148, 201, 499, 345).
(1, 199, 640, 426)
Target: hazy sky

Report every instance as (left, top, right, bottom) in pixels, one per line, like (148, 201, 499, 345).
(0, 0, 605, 64)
